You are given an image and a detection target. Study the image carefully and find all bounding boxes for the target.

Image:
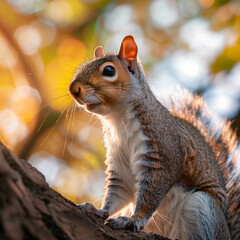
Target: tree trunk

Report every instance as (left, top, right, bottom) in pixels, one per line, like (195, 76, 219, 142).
(0, 142, 169, 240)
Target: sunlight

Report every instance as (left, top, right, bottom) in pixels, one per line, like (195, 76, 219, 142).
(150, 0, 179, 28)
(11, 85, 41, 123)
(180, 18, 226, 59)
(0, 109, 28, 148)
(54, 167, 105, 203)
(104, 4, 133, 32)
(7, 0, 47, 14)
(203, 85, 240, 118)
(29, 151, 67, 185)
(169, 50, 209, 90)
(14, 25, 42, 55)
(43, 0, 72, 25)
(42, 59, 74, 111)
(30, 20, 56, 47)
(178, 0, 199, 17)
(58, 37, 87, 64)
(42, 0, 88, 26)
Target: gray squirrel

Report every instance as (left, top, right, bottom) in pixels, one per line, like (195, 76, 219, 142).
(68, 35, 240, 240)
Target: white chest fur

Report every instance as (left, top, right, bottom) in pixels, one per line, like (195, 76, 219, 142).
(101, 108, 148, 190)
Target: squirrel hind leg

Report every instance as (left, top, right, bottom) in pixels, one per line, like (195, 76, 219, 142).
(144, 185, 230, 240)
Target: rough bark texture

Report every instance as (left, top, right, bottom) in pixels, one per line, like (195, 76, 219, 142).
(0, 142, 169, 240)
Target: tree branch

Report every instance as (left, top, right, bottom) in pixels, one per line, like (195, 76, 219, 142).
(0, 142, 169, 240)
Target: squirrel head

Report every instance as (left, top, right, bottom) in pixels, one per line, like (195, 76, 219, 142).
(69, 35, 143, 116)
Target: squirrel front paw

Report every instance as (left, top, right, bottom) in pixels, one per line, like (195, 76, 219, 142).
(105, 216, 145, 232)
(77, 202, 109, 220)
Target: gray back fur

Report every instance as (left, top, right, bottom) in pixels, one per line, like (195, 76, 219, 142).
(155, 88, 240, 239)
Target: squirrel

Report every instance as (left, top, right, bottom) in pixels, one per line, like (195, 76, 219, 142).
(68, 35, 240, 240)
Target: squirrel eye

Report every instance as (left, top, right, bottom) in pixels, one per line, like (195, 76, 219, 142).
(102, 66, 116, 77)
(100, 62, 118, 81)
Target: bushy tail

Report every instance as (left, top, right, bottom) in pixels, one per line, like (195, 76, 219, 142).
(160, 88, 240, 240)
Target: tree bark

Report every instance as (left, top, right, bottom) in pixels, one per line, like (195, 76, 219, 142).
(0, 142, 169, 240)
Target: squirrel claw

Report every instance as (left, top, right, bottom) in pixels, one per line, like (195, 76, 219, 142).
(105, 216, 144, 232)
(77, 202, 109, 220)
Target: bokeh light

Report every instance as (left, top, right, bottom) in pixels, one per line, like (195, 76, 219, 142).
(7, 0, 47, 14)
(42, 0, 89, 26)
(179, 18, 226, 59)
(104, 4, 133, 32)
(0, 109, 29, 148)
(150, 0, 179, 28)
(11, 85, 41, 123)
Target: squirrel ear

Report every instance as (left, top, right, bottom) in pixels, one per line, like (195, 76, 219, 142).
(94, 46, 104, 58)
(118, 35, 138, 63)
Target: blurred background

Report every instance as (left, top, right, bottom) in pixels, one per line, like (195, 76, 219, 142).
(0, 0, 240, 206)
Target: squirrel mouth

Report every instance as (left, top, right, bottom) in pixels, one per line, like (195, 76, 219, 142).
(85, 103, 102, 111)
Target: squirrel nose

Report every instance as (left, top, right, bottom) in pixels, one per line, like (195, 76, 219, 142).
(69, 81, 81, 99)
